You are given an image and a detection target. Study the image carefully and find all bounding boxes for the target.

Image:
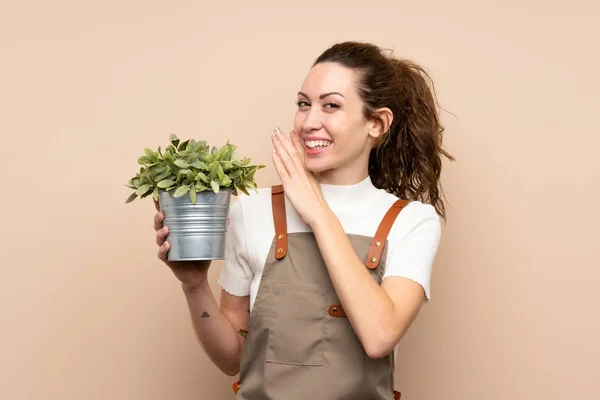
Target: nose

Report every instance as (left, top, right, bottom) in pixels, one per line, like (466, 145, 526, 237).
(301, 107, 323, 133)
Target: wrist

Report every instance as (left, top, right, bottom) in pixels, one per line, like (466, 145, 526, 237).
(181, 272, 209, 294)
(309, 207, 336, 230)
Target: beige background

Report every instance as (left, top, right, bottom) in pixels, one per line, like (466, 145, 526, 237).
(1, 1, 599, 399)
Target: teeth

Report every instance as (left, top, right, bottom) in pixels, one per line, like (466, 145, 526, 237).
(305, 140, 331, 149)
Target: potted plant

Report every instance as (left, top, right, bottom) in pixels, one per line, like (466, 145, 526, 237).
(126, 134, 264, 261)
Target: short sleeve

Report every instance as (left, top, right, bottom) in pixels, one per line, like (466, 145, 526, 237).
(382, 203, 442, 301)
(217, 197, 253, 296)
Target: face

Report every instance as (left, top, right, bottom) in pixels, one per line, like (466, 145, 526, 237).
(293, 62, 381, 185)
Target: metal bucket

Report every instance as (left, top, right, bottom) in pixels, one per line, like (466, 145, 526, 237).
(158, 189, 232, 261)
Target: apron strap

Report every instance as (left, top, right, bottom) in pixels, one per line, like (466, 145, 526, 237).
(271, 185, 287, 260)
(271, 186, 409, 266)
(366, 199, 410, 270)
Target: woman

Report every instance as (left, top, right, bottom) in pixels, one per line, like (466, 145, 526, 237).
(153, 41, 453, 399)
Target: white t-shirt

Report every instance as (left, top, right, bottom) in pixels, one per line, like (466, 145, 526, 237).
(218, 176, 442, 311)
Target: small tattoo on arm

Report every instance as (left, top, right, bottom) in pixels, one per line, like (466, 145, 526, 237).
(238, 329, 248, 339)
(201, 312, 209, 318)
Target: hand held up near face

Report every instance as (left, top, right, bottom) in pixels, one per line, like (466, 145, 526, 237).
(271, 127, 330, 227)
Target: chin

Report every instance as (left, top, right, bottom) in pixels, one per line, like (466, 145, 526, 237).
(304, 158, 331, 173)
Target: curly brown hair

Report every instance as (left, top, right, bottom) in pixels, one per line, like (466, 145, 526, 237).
(314, 42, 455, 221)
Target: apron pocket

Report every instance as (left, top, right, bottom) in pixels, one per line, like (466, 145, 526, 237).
(266, 283, 326, 366)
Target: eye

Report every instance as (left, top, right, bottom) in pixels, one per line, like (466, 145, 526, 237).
(324, 102, 340, 109)
(296, 100, 310, 108)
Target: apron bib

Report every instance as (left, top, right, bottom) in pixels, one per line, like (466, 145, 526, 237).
(234, 185, 408, 400)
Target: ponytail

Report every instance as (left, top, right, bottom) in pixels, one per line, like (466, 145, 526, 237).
(369, 59, 454, 221)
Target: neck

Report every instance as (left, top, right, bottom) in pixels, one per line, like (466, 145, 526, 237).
(314, 164, 370, 186)
(317, 174, 378, 206)
(316, 171, 369, 186)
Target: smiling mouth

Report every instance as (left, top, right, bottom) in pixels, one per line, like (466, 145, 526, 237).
(304, 140, 332, 149)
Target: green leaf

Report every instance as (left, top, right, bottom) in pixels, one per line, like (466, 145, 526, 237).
(215, 145, 227, 161)
(220, 160, 233, 170)
(220, 175, 232, 187)
(157, 179, 175, 189)
(144, 148, 158, 162)
(228, 169, 243, 179)
(209, 162, 218, 178)
(237, 184, 249, 196)
(195, 172, 209, 183)
(148, 165, 165, 175)
(193, 141, 208, 152)
(217, 163, 225, 180)
(125, 192, 138, 203)
(170, 134, 180, 148)
(152, 187, 159, 201)
(186, 170, 196, 182)
(205, 154, 214, 164)
(138, 156, 150, 165)
(174, 159, 189, 169)
(191, 160, 208, 170)
(154, 170, 171, 182)
(178, 139, 190, 151)
(176, 170, 184, 184)
(174, 185, 190, 198)
(135, 184, 151, 196)
(195, 182, 208, 192)
(210, 180, 220, 193)
(190, 186, 196, 203)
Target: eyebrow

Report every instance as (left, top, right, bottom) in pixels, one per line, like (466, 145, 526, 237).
(297, 91, 345, 99)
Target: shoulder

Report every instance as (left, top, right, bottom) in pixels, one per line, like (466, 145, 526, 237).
(382, 196, 442, 300)
(368, 189, 440, 227)
(383, 192, 442, 243)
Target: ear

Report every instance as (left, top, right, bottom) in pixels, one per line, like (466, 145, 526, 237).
(367, 107, 393, 140)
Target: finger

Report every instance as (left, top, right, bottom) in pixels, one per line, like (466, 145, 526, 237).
(154, 212, 163, 231)
(272, 129, 297, 179)
(290, 130, 306, 166)
(158, 240, 169, 261)
(156, 226, 168, 246)
(153, 199, 160, 211)
(272, 149, 290, 182)
(290, 130, 322, 193)
(275, 128, 305, 173)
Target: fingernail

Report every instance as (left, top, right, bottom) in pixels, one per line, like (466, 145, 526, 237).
(275, 127, 281, 134)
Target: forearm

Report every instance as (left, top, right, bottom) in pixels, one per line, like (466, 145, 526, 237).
(182, 278, 243, 376)
(311, 212, 398, 357)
